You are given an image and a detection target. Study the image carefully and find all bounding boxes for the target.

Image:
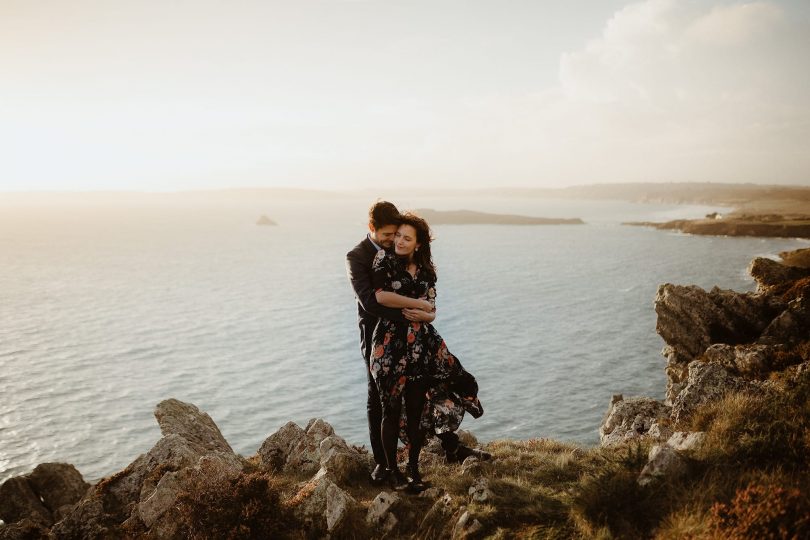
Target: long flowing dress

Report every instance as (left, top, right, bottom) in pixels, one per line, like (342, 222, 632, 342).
(369, 250, 482, 445)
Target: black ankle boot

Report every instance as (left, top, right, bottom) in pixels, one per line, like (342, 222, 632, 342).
(388, 467, 409, 490)
(406, 464, 429, 493)
(370, 464, 390, 485)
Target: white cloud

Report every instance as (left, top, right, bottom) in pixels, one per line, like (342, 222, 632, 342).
(433, 0, 810, 186)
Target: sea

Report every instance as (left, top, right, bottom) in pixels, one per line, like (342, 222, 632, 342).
(1, 194, 807, 483)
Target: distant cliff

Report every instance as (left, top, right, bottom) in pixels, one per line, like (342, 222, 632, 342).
(415, 208, 584, 225)
(2, 250, 809, 539)
(625, 214, 810, 239)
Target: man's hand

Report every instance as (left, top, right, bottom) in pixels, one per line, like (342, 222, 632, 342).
(417, 299, 435, 312)
(403, 307, 435, 322)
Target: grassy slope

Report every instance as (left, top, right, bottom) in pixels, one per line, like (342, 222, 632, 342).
(170, 361, 808, 539)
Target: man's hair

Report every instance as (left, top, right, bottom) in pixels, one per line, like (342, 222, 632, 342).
(368, 201, 401, 230)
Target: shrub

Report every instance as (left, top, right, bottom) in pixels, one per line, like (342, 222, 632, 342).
(174, 462, 297, 540)
(688, 370, 810, 469)
(708, 480, 810, 539)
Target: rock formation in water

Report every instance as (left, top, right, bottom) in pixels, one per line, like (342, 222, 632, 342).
(256, 214, 277, 226)
(599, 250, 810, 475)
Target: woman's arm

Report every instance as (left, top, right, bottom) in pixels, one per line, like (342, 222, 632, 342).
(375, 290, 434, 311)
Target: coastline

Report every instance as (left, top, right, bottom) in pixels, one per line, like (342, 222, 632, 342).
(2, 248, 808, 538)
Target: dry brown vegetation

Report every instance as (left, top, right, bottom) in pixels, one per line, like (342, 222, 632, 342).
(171, 371, 810, 539)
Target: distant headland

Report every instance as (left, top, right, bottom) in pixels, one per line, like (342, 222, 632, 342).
(605, 183, 810, 239)
(624, 214, 810, 239)
(414, 208, 584, 225)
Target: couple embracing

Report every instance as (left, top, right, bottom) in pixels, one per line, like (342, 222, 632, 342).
(346, 201, 489, 493)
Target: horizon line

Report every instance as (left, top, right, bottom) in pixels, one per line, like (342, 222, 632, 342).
(3, 180, 810, 195)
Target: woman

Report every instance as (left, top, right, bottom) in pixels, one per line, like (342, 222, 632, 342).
(370, 212, 481, 491)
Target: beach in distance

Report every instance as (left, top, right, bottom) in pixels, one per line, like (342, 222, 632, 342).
(2, 189, 808, 484)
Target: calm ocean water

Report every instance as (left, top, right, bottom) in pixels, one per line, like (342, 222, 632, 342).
(1, 195, 807, 483)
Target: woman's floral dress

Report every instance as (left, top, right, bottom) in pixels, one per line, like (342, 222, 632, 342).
(370, 250, 482, 445)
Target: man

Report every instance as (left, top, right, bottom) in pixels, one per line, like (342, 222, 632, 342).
(345, 201, 488, 484)
(345, 201, 412, 484)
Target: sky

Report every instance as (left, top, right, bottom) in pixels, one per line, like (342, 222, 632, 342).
(1, 0, 809, 192)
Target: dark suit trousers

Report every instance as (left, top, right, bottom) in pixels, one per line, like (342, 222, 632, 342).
(361, 322, 386, 466)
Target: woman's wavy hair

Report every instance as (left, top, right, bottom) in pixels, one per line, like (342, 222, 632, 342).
(399, 212, 437, 282)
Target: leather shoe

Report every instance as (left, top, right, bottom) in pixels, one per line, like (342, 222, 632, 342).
(370, 464, 390, 485)
(406, 464, 430, 493)
(388, 467, 409, 490)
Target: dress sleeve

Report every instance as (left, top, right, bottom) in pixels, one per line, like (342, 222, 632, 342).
(426, 278, 437, 309)
(371, 250, 397, 293)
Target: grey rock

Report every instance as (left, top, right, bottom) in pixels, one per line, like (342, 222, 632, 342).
(27, 463, 90, 516)
(319, 446, 367, 487)
(703, 343, 777, 376)
(55, 399, 241, 538)
(258, 421, 320, 474)
(306, 418, 336, 446)
(366, 491, 401, 533)
(666, 432, 706, 454)
(49, 496, 121, 539)
(154, 398, 234, 455)
(759, 296, 810, 348)
(137, 467, 192, 528)
(672, 362, 749, 423)
(418, 494, 455, 538)
(749, 257, 810, 294)
(0, 477, 52, 526)
(324, 482, 360, 533)
(452, 510, 483, 539)
(137, 454, 242, 534)
(638, 445, 688, 487)
(0, 518, 48, 540)
(599, 396, 671, 447)
(655, 283, 783, 402)
(420, 487, 444, 499)
(468, 478, 492, 503)
(647, 421, 673, 442)
(292, 475, 358, 534)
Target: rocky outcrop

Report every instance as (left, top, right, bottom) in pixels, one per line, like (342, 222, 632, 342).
(289, 474, 361, 535)
(258, 418, 369, 486)
(0, 477, 53, 527)
(602, 248, 809, 447)
(366, 491, 402, 534)
(749, 257, 810, 293)
(49, 399, 244, 539)
(779, 247, 810, 268)
(655, 283, 784, 402)
(671, 362, 752, 423)
(637, 431, 705, 486)
(0, 463, 89, 528)
(599, 395, 671, 447)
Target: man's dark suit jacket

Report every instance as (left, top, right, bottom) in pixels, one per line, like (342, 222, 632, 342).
(346, 237, 407, 363)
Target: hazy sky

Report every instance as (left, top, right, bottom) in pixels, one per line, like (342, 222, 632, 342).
(2, 0, 809, 191)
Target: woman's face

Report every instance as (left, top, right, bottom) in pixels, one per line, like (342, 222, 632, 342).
(394, 224, 420, 258)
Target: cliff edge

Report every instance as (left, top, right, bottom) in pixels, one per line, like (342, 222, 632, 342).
(2, 251, 809, 539)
